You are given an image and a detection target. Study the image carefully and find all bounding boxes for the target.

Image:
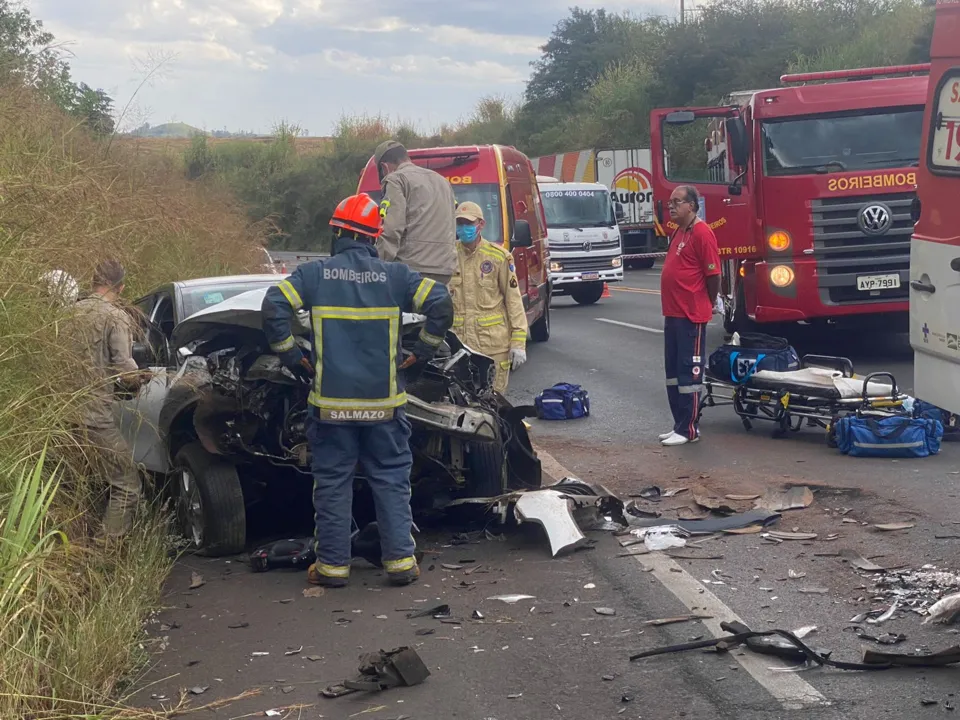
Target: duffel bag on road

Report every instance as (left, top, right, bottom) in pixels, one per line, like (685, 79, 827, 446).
(834, 415, 943, 458)
(708, 332, 800, 384)
(535, 383, 590, 421)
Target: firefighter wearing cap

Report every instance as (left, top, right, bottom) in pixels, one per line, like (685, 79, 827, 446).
(449, 201, 528, 394)
(373, 140, 458, 284)
(261, 193, 453, 588)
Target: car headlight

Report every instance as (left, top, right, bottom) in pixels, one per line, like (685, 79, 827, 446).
(550, 261, 563, 273)
(770, 265, 795, 288)
(612, 256, 622, 268)
(767, 230, 791, 252)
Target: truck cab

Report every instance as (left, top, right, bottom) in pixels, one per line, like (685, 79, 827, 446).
(358, 145, 552, 342)
(539, 180, 624, 305)
(910, 0, 960, 415)
(650, 66, 928, 335)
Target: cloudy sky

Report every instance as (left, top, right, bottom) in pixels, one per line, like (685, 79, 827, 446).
(30, 0, 680, 135)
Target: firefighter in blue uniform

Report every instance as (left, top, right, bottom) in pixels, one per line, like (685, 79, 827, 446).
(262, 193, 453, 588)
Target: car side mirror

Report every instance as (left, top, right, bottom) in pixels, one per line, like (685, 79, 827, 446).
(615, 203, 626, 221)
(132, 341, 157, 369)
(512, 219, 533, 248)
(664, 110, 696, 125)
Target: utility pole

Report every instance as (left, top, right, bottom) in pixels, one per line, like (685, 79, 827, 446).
(680, 0, 685, 25)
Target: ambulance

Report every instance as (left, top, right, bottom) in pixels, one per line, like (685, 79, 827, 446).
(358, 145, 552, 341)
(910, 0, 960, 414)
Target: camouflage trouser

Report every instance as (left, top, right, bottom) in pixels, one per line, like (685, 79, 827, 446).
(85, 426, 141, 536)
(491, 352, 511, 395)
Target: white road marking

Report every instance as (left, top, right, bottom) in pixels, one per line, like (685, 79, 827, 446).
(595, 318, 664, 334)
(534, 448, 831, 711)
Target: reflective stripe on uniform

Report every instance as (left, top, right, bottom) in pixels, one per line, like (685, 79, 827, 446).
(511, 329, 527, 341)
(412, 278, 436, 312)
(270, 335, 296, 352)
(500, 360, 511, 370)
(383, 556, 417, 573)
(666, 378, 679, 387)
(678, 385, 703, 394)
(478, 313, 505, 327)
(479, 246, 506, 262)
(310, 306, 401, 411)
(419, 329, 444, 347)
(315, 563, 350, 578)
(277, 279, 303, 310)
(452, 315, 464, 328)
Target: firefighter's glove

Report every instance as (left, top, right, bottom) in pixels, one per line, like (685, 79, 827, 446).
(408, 341, 438, 367)
(281, 349, 314, 384)
(509, 347, 527, 371)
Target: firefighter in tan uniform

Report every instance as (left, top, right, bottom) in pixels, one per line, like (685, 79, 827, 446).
(449, 202, 528, 394)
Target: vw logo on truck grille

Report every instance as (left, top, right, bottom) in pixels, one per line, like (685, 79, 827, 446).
(582, 241, 592, 253)
(858, 203, 893, 235)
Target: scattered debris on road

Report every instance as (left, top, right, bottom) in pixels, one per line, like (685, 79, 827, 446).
(189, 686, 209, 695)
(594, 607, 617, 616)
(924, 592, 960, 625)
(874, 565, 960, 616)
(755, 486, 814, 513)
(642, 615, 713, 627)
(874, 522, 916, 531)
(189, 572, 205, 590)
(322, 647, 430, 698)
(487, 595, 536, 604)
(406, 604, 450, 619)
(303, 587, 324, 598)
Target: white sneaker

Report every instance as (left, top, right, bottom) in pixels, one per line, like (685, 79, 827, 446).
(661, 432, 700, 446)
(658, 431, 675, 441)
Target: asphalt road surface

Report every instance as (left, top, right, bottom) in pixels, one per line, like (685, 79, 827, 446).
(137, 268, 960, 720)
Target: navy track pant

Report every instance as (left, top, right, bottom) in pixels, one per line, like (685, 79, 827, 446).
(664, 316, 708, 440)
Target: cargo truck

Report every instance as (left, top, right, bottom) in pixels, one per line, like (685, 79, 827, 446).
(537, 178, 624, 305)
(531, 149, 665, 269)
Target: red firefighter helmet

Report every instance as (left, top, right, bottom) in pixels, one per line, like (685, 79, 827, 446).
(329, 193, 383, 239)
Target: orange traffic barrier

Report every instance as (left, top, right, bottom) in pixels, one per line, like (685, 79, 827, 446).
(601, 283, 611, 299)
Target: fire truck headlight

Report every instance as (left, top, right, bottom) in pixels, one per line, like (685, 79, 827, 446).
(611, 256, 622, 268)
(550, 261, 563, 273)
(767, 230, 792, 252)
(770, 265, 795, 288)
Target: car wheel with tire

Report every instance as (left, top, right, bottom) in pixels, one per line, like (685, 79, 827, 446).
(530, 301, 550, 342)
(466, 441, 507, 498)
(174, 442, 246, 556)
(628, 257, 655, 270)
(570, 283, 605, 306)
(724, 281, 756, 335)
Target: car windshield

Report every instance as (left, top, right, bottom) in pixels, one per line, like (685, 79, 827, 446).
(181, 280, 279, 318)
(762, 107, 924, 176)
(541, 189, 615, 229)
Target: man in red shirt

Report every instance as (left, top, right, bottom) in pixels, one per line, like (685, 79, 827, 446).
(659, 185, 721, 446)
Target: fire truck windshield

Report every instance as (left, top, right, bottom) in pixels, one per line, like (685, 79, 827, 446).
(762, 107, 924, 176)
(541, 189, 616, 229)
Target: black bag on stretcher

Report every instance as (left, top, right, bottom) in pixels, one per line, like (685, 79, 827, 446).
(708, 332, 801, 384)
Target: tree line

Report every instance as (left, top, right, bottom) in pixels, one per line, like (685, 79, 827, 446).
(0, 0, 115, 135)
(186, 0, 935, 252)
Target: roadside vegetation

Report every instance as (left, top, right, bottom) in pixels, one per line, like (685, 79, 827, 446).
(183, 0, 935, 253)
(0, 3, 262, 716)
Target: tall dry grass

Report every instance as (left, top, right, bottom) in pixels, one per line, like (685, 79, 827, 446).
(0, 84, 262, 717)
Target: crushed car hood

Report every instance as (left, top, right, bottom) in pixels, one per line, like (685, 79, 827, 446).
(171, 286, 428, 349)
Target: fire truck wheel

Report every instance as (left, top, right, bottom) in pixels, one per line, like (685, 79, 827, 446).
(530, 302, 551, 342)
(628, 258, 656, 270)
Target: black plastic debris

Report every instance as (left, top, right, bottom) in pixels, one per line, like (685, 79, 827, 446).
(472, 610, 484, 620)
(322, 647, 431, 698)
(407, 604, 451, 620)
(847, 626, 907, 645)
(249, 538, 315, 572)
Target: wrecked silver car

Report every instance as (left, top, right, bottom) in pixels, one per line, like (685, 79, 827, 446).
(125, 283, 541, 556)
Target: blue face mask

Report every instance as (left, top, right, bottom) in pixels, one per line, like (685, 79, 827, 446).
(457, 224, 479, 243)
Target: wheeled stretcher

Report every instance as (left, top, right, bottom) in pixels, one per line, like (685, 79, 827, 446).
(699, 355, 905, 438)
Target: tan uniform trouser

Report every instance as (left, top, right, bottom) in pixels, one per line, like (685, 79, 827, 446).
(491, 352, 511, 394)
(85, 425, 142, 536)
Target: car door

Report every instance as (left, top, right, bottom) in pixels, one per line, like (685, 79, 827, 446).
(116, 290, 177, 474)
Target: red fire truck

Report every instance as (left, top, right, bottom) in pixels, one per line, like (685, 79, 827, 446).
(650, 64, 929, 334)
(910, 0, 960, 415)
